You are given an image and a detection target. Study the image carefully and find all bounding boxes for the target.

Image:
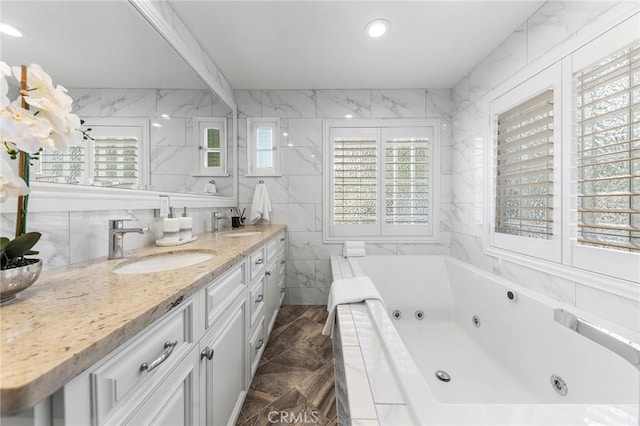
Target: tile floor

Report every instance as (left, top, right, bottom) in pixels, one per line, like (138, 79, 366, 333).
(236, 305, 337, 425)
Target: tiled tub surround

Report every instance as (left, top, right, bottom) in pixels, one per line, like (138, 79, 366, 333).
(330, 255, 640, 425)
(234, 88, 454, 305)
(449, 1, 640, 332)
(0, 224, 285, 414)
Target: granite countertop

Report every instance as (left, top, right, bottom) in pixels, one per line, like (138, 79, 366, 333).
(0, 224, 286, 415)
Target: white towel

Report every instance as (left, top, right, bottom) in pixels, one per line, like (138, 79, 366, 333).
(322, 276, 383, 337)
(343, 241, 365, 249)
(343, 248, 366, 257)
(249, 183, 272, 224)
(203, 183, 217, 193)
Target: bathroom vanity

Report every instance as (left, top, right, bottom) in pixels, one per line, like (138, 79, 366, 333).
(0, 224, 286, 426)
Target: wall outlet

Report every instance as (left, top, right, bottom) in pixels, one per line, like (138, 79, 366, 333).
(159, 196, 170, 218)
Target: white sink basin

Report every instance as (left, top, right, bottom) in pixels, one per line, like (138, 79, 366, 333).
(114, 251, 215, 274)
(220, 231, 262, 238)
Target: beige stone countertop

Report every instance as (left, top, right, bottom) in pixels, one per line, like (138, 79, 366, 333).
(0, 224, 286, 415)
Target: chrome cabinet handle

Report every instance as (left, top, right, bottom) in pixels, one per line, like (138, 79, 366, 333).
(255, 294, 264, 303)
(280, 288, 286, 293)
(265, 270, 271, 276)
(280, 238, 285, 242)
(280, 260, 286, 265)
(255, 338, 264, 351)
(200, 347, 214, 361)
(255, 258, 264, 265)
(140, 341, 177, 372)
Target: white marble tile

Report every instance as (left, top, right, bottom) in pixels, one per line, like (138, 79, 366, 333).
(365, 244, 397, 256)
(440, 174, 452, 204)
(396, 243, 450, 256)
(341, 345, 379, 420)
(285, 259, 315, 288)
(439, 202, 453, 233)
(451, 169, 480, 204)
(452, 74, 470, 113)
(527, 1, 619, 64)
(440, 119, 452, 147)
(212, 95, 232, 116)
(150, 145, 195, 175)
(451, 201, 483, 238)
(337, 306, 360, 346)
(440, 145, 452, 175)
(2, 212, 70, 269)
(288, 175, 322, 203)
(284, 287, 329, 305)
(237, 118, 248, 176)
(351, 419, 380, 426)
(67, 88, 101, 117)
(426, 89, 452, 118)
(271, 203, 316, 232)
(375, 404, 413, 425)
(451, 233, 492, 272)
(469, 23, 527, 103)
(575, 284, 640, 333)
(451, 100, 483, 142)
(315, 260, 331, 288)
(495, 260, 576, 305)
(100, 89, 156, 117)
(151, 174, 188, 193)
(157, 89, 212, 118)
(316, 90, 371, 119)
(287, 232, 342, 260)
(150, 118, 187, 147)
(285, 119, 322, 147)
(371, 89, 426, 118)
(262, 90, 316, 118)
(315, 204, 323, 232)
(281, 147, 320, 175)
(234, 90, 262, 118)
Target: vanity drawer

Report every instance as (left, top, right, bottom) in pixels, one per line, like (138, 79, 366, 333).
(276, 232, 286, 253)
(205, 263, 246, 328)
(249, 246, 266, 280)
(249, 317, 265, 377)
(250, 277, 265, 327)
(266, 238, 278, 262)
(91, 298, 195, 426)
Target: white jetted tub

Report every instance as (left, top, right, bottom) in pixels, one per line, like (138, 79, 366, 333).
(330, 255, 640, 425)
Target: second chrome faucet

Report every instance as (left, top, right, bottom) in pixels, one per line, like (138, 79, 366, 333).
(108, 219, 149, 259)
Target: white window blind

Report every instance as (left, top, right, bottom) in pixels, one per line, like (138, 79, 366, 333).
(92, 137, 138, 188)
(576, 41, 640, 253)
(38, 145, 85, 184)
(256, 127, 274, 168)
(333, 138, 377, 225)
(247, 118, 279, 176)
(495, 89, 555, 239)
(384, 138, 429, 225)
(204, 127, 221, 168)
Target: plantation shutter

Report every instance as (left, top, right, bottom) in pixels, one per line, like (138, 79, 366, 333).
(384, 137, 430, 225)
(576, 41, 640, 252)
(333, 138, 377, 225)
(495, 90, 555, 239)
(92, 137, 138, 188)
(38, 145, 85, 184)
(205, 127, 221, 168)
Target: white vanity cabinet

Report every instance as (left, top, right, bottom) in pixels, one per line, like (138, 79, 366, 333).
(265, 232, 286, 335)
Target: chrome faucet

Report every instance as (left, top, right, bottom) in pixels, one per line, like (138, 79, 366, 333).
(108, 219, 149, 259)
(211, 212, 222, 233)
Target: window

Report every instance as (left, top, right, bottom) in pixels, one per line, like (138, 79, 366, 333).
(35, 118, 148, 189)
(194, 117, 227, 176)
(488, 65, 562, 261)
(324, 120, 439, 242)
(247, 118, 280, 176)
(486, 15, 639, 283)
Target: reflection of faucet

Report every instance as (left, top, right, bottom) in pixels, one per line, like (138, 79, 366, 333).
(108, 219, 149, 259)
(211, 212, 222, 233)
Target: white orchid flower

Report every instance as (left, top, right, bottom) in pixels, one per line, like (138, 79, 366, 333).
(0, 158, 29, 203)
(0, 62, 11, 109)
(0, 104, 53, 153)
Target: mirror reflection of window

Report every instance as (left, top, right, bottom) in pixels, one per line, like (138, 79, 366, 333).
(34, 119, 148, 190)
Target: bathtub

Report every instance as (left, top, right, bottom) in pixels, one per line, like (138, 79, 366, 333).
(330, 255, 640, 425)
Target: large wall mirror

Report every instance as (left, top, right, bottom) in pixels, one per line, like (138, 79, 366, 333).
(1, 0, 237, 208)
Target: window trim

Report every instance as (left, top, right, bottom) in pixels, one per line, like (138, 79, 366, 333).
(323, 118, 441, 244)
(246, 117, 280, 177)
(193, 117, 228, 177)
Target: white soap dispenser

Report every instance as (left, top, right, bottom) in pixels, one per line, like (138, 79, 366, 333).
(163, 207, 180, 243)
(180, 207, 193, 241)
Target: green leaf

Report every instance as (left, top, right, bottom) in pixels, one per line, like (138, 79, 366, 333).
(0, 237, 10, 251)
(0, 232, 41, 268)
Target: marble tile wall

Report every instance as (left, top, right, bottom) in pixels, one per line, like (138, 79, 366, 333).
(449, 1, 640, 331)
(235, 89, 453, 304)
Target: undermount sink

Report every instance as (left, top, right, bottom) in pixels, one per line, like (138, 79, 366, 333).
(113, 251, 215, 274)
(220, 231, 263, 238)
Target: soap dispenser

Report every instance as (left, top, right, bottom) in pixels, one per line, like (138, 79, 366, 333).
(163, 207, 180, 243)
(180, 207, 193, 241)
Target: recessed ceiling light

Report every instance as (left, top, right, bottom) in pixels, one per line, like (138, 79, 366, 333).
(283, 132, 288, 137)
(365, 19, 389, 38)
(151, 122, 162, 128)
(161, 114, 171, 119)
(345, 114, 353, 119)
(0, 22, 23, 38)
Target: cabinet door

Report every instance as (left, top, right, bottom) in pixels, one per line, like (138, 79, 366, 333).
(265, 250, 285, 335)
(201, 294, 247, 426)
(123, 346, 200, 426)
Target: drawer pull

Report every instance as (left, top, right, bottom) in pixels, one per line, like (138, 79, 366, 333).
(255, 338, 264, 351)
(140, 341, 177, 373)
(200, 347, 214, 361)
(280, 238, 285, 242)
(255, 294, 264, 303)
(280, 260, 285, 265)
(265, 270, 271, 276)
(255, 258, 264, 265)
(280, 288, 286, 293)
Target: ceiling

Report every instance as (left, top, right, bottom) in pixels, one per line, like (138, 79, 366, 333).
(170, 0, 547, 90)
(0, 1, 208, 90)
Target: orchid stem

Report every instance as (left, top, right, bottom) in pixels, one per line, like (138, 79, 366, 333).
(15, 65, 29, 238)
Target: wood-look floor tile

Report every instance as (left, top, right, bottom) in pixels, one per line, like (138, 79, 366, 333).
(239, 389, 277, 422)
(262, 317, 324, 361)
(240, 388, 333, 426)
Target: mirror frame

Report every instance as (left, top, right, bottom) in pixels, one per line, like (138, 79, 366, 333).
(26, 0, 238, 213)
